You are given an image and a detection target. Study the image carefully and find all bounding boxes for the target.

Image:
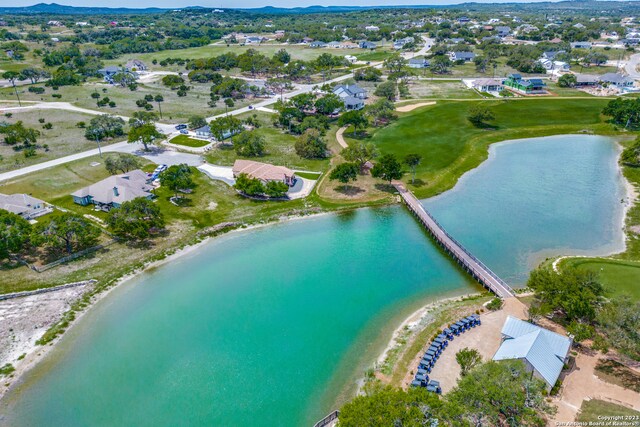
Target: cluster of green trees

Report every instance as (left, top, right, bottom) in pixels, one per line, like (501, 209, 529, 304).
(620, 138, 640, 167)
(602, 98, 640, 129)
(339, 360, 551, 426)
(233, 173, 289, 198)
(527, 266, 640, 359)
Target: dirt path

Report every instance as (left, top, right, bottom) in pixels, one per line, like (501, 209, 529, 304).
(550, 353, 640, 423)
(395, 101, 436, 112)
(336, 126, 349, 149)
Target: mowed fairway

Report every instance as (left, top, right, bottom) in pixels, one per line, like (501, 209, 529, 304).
(366, 98, 612, 197)
(567, 258, 640, 300)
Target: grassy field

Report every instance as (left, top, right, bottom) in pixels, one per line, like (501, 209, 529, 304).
(104, 43, 384, 71)
(403, 79, 484, 99)
(0, 80, 254, 124)
(576, 399, 639, 423)
(0, 109, 125, 172)
(204, 112, 330, 172)
(564, 258, 640, 299)
(169, 135, 210, 148)
(348, 97, 614, 199)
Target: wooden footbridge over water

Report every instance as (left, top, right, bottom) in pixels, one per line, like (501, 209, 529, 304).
(393, 182, 515, 299)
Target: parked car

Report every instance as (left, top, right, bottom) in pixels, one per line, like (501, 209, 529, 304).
(180, 129, 189, 134)
(175, 124, 188, 130)
(248, 105, 254, 110)
(153, 164, 168, 174)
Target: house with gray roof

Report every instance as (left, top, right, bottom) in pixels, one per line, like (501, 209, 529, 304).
(333, 83, 367, 110)
(359, 41, 377, 49)
(496, 26, 511, 37)
(599, 73, 634, 88)
(449, 51, 476, 62)
(493, 316, 572, 390)
(0, 193, 52, 219)
(408, 58, 430, 68)
(71, 170, 154, 211)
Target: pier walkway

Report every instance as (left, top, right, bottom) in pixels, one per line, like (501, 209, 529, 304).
(394, 182, 515, 299)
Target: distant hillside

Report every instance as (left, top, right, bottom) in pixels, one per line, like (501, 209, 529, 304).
(0, 2, 174, 14)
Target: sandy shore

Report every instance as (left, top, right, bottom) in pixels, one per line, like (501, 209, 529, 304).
(0, 210, 336, 402)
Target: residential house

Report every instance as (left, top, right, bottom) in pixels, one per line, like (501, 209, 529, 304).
(0, 193, 52, 219)
(195, 125, 212, 137)
(571, 41, 593, 49)
(541, 50, 565, 61)
(449, 51, 476, 62)
(333, 83, 367, 111)
(309, 41, 327, 48)
(472, 78, 504, 92)
(244, 36, 265, 45)
(125, 59, 147, 72)
(359, 41, 377, 49)
(344, 55, 358, 64)
(599, 73, 634, 88)
(365, 25, 379, 32)
(538, 58, 570, 71)
(574, 74, 599, 86)
(232, 159, 296, 186)
(493, 316, 572, 391)
(496, 26, 511, 37)
(503, 73, 547, 94)
(327, 41, 343, 49)
(458, 16, 471, 24)
(71, 170, 154, 210)
(408, 58, 430, 68)
(393, 37, 415, 50)
(97, 66, 122, 83)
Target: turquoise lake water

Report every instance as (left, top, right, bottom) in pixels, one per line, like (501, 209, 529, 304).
(0, 135, 626, 426)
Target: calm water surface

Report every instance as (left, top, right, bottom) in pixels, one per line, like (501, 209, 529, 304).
(0, 135, 625, 426)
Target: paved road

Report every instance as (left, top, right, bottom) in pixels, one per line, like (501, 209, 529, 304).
(625, 53, 640, 79)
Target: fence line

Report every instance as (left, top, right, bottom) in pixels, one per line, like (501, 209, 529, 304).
(0, 280, 96, 301)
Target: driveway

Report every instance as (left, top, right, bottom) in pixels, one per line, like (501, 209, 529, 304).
(625, 53, 640, 79)
(288, 176, 316, 199)
(197, 163, 235, 185)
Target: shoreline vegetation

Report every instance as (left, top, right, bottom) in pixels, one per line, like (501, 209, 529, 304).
(2, 98, 640, 412)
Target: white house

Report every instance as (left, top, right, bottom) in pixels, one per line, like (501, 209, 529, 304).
(0, 193, 52, 219)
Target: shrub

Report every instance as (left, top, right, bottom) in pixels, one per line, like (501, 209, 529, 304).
(486, 297, 503, 311)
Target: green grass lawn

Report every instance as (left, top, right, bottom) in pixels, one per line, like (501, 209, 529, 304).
(565, 259, 640, 300)
(356, 50, 395, 62)
(0, 109, 126, 173)
(576, 399, 639, 423)
(169, 135, 210, 148)
(353, 97, 613, 198)
(295, 171, 322, 179)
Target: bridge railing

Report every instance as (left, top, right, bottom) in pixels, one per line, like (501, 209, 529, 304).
(313, 410, 339, 427)
(401, 190, 514, 296)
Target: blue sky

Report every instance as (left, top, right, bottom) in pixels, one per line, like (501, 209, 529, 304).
(9, 0, 555, 8)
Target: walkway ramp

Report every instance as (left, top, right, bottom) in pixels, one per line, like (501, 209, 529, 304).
(394, 182, 515, 299)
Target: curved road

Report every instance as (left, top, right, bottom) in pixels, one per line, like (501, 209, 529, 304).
(624, 53, 640, 79)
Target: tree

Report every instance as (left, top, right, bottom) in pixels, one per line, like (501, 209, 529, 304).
(341, 140, 379, 170)
(315, 94, 344, 115)
(32, 213, 100, 254)
(234, 173, 265, 196)
(371, 153, 403, 183)
(159, 164, 195, 198)
(129, 111, 158, 128)
(367, 99, 396, 127)
(209, 115, 243, 141)
(404, 154, 422, 184)
(85, 115, 125, 141)
(104, 153, 141, 175)
(107, 198, 165, 242)
(161, 74, 184, 87)
(384, 54, 407, 73)
(467, 105, 495, 127)
(19, 67, 50, 84)
(455, 348, 482, 376)
(354, 67, 382, 82)
(0, 121, 40, 147)
(339, 384, 443, 427)
(0, 209, 31, 260)
(2, 71, 21, 106)
(112, 71, 136, 88)
(264, 180, 289, 198)
(233, 131, 265, 157)
(602, 98, 640, 128)
(188, 115, 207, 130)
(374, 80, 397, 101)
(294, 129, 327, 159)
(447, 360, 551, 426)
(527, 266, 604, 323)
(154, 94, 164, 119)
(430, 55, 452, 74)
(338, 110, 368, 136)
(329, 162, 359, 185)
(558, 73, 577, 88)
(597, 296, 640, 360)
(128, 123, 162, 151)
